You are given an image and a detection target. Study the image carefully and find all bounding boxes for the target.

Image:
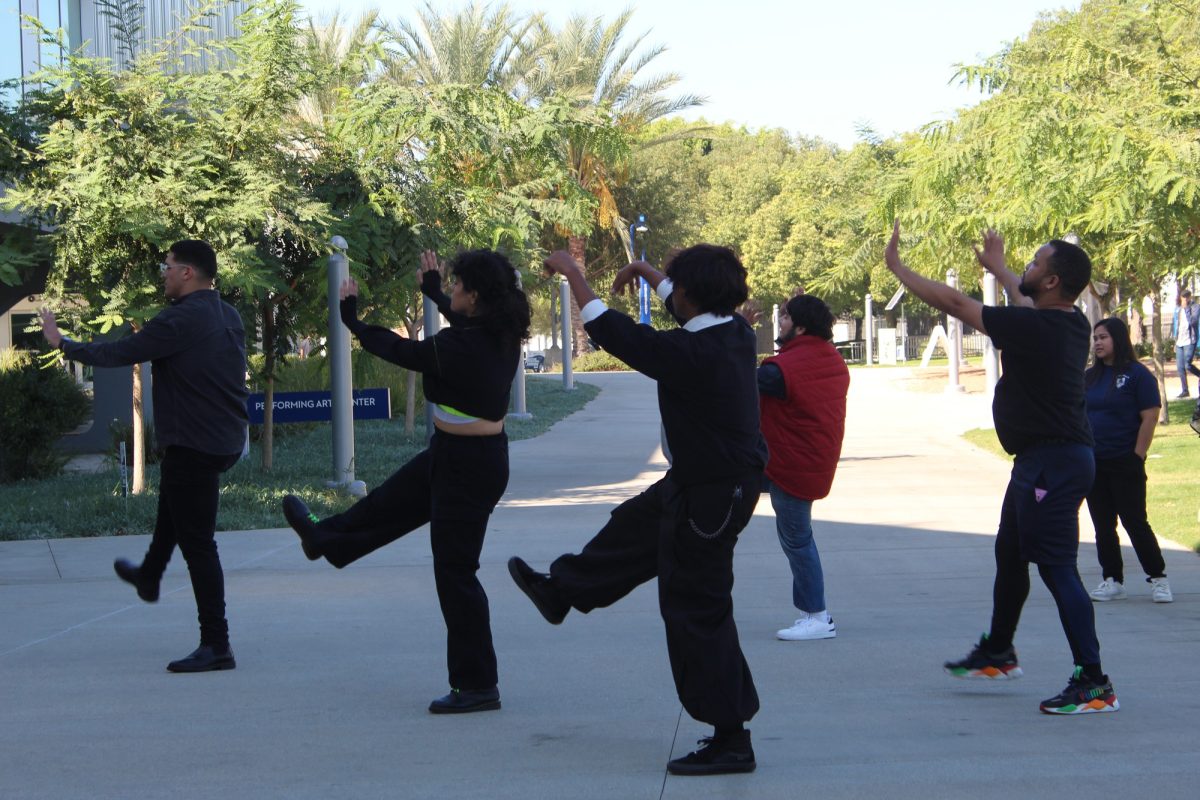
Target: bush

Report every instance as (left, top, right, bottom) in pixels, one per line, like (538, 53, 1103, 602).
(0, 349, 92, 482)
(572, 350, 632, 372)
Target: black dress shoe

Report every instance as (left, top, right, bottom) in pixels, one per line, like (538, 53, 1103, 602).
(113, 559, 159, 603)
(166, 645, 236, 673)
(282, 495, 324, 560)
(667, 730, 756, 775)
(428, 687, 501, 714)
(507, 557, 569, 625)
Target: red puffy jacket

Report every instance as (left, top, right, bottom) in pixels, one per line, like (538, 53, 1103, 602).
(760, 335, 850, 500)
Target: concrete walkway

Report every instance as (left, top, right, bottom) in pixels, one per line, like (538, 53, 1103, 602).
(2, 370, 1197, 799)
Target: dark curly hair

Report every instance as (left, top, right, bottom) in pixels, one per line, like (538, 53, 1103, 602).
(784, 294, 835, 341)
(449, 249, 531, 345)
(664, 244, 748, 316)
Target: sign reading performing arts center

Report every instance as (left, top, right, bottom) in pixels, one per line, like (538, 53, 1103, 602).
(246, 389, 391, 424)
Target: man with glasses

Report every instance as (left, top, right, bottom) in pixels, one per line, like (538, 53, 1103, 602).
(40, 240, 249, 672)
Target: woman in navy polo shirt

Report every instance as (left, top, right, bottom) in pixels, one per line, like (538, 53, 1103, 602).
(1084, 318, 1173, 603)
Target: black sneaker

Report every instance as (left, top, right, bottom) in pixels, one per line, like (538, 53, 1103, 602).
(428, 687, 501, 715)
(1039, 667, 1119, 715)
(943, 634, 1023, 679)
(507, 557, 569, 624)
(282, 494, 324, 560)
(166, 645, 236, 673)
(667, 731, 756, 776)
(113, 558, 159, 603)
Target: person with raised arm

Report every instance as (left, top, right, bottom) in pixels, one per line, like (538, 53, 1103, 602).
(282, 249, 530, 715)
(508, 246, 767, 775)
(884, 222, 1118, 715)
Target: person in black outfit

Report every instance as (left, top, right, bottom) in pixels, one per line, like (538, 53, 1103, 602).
(885, 222, 1118, 715)
(283, 249, 529, 714)
(39, 240, 248, 673)
(508, 246, 766, 775)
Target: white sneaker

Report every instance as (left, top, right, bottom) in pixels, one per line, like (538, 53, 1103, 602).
(1150, 577, 1174, 603)
(1090, 578, 1126, 602)
(776, 612, 836, 641)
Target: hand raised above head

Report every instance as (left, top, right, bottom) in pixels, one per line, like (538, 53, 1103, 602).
(38, 307, 63, 347)
(973, 228, 1007, 274)
(543, 250, 581, 277)
(611, 262, 649, 296)
(884, 219, 904, 273)
(339, 277, 360, 300)
(418, 250, 442, 277)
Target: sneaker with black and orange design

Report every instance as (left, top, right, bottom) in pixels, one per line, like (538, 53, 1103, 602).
(1039, 666, 1119, 715)
(943, 634, 1023, 680)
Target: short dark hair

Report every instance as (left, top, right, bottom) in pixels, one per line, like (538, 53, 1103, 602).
(664, 244, 748, 316)
(1181, 289, 1192, 301)
(1046, 240, 1091, 300)
(784, 294, 835, 341)
(169, 239, 218, 280)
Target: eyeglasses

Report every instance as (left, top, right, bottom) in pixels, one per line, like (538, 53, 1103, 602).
(159, 262, 190, 275)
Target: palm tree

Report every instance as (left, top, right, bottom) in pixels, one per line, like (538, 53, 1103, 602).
(296, 10, 387, 128)
(536, 10, 704, 352)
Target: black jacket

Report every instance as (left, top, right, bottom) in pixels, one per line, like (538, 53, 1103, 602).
(61, 289, 249, 455)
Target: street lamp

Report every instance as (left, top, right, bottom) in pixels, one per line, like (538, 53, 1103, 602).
(629, 214, 650, 324)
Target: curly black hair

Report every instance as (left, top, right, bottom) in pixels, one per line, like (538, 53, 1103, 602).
(448, 249, 531, 345)
(664, 244, 748, 316)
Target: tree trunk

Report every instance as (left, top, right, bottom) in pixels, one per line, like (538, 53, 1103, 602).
(404, 319, 419, 435)
(1149, 288, 1169, 424)
(131, 361, 146, 495)
(260, 299, 275, 471)
(567, 235, 589, 356)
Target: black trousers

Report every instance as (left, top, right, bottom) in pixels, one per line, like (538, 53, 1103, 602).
(319, 431, 509, 691)
(550, 473, 761, 729)
(1085, 453, 1166, 584)
(140, 446, 240, 649)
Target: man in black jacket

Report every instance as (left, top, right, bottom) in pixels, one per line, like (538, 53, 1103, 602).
(509, 245, 766, 775)
(40, 240, 248, 673)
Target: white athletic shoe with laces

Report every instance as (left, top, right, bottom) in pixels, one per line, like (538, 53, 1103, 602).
(1150, 577, 1174, 603)
(776, 611, 836, 641)
(1090, 578, 1126, 602)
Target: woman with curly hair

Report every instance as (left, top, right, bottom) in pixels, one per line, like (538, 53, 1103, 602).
(283, 248, 530, 713)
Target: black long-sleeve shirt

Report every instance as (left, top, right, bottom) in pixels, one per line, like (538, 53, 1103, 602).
(582, 294, 767, 486)
(60, 289, 249, 455)
(340, 295, 517, 422)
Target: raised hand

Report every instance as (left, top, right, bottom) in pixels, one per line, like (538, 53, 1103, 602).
(38, 308, 63, 348)
(543, 250, 581, 277)
(611, 261, 650, 296)
(973, 229, 1007, 275)
(884, 219, 904, 274)
(339, 277, 360, 300)
(418, 250, 442, 277)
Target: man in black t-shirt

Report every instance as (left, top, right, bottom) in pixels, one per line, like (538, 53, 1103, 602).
(884, 222, 1118, 716)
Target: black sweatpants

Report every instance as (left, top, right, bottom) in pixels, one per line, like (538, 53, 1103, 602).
(140, 446, 240, 649)
(1085, 453, 1166, 584)
(319, 430, 509, 691)
(550, 473, 761, 729)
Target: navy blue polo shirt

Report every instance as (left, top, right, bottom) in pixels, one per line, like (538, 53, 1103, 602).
(1084, 361, 1160, 459)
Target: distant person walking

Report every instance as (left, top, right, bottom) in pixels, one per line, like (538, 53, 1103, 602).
(508, 246, 766, 775)
(282, 249, 528, 714)
(39, 240, 248, 673)
(1084, 318, 1172, 603)
(1169, 290, 1200, 398)
(885, 222, 1118, 715)
(758, 294, 849, 641)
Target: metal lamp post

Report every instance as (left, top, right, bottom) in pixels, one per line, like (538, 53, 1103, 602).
(629, 214, 650, 324)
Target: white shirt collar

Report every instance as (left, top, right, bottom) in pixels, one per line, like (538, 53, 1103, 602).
(683, 312, 733, 332)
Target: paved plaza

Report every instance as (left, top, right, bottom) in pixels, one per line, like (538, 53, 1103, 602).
(2, 369, 1197, 799)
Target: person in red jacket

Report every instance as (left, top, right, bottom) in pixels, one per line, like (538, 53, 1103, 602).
(758, 294, 850, 641)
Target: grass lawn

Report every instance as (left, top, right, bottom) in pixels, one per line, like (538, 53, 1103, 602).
(0, 377, 599, 540)
(963, 397, 1200, 553)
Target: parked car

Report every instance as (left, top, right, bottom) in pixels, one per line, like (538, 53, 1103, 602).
(525, 354, 545, 373)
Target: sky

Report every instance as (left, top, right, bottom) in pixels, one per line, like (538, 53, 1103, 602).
(299, 0, 1081, 148)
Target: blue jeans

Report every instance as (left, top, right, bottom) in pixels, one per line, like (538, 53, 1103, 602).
(768, 480, 826, 613)
(1175, 343, 1200, 393)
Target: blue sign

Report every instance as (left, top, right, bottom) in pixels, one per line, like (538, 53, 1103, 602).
(247, 388, 391, 424)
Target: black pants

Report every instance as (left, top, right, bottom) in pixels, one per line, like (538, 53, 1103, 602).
(988, 444, 1101, 668)
(1085, 453, 1166, 584)
(140, 446, 240, 649)
(319, 431, 509, 691)
(550, 473, 761, 729)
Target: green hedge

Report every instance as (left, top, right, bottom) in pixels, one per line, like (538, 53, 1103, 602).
(0, 349, 92, 482)
(571, 350, 632, 372)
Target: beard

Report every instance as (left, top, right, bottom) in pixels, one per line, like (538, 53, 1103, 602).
(1018, 278, 1039, 298)
(775, 327, 797, 347)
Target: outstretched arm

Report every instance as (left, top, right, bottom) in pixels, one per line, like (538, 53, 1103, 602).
(973, 228, 1031, 307)
(543, 250, 599, 310)
(884, 221, 987, 334)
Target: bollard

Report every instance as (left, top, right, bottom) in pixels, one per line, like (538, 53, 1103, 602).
(561, 278, 574, 391)
(864, 294, 874, 366)
(327, 236, 364, 494)
(945, 269, 964, 393)
(983, 273, 999, 394)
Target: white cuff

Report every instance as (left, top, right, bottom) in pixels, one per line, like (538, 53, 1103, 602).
(580, 298, 608, 323)
(657, 278, 674, 301)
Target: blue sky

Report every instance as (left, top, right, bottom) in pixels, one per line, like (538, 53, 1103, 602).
(299, 0, 1080, 147)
